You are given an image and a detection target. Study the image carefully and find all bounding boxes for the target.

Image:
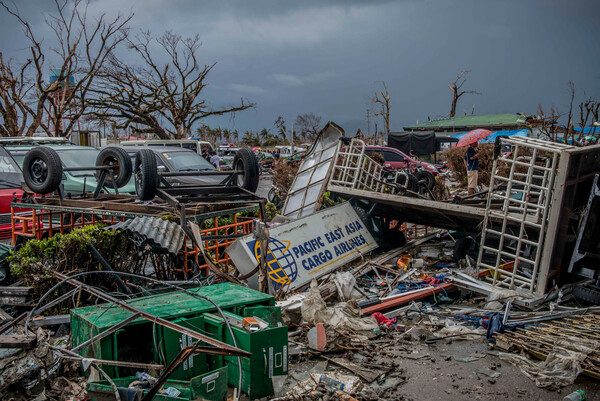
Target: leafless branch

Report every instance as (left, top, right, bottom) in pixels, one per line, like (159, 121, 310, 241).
(448, 70, 480, 118)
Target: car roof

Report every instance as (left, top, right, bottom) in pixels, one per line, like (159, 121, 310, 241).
(7, 144, 95, 151)
(116, 146, 197, 153)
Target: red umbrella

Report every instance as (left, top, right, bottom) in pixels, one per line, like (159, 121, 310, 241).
(457, 129, 492, 147)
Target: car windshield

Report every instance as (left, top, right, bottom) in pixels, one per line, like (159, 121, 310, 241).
(0, 148, 23, 189)
(57, 148, 101, 177)
(161, 151, 215, 172)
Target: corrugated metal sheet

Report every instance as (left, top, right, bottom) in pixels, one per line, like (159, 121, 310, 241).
(108, 216, 185, 254)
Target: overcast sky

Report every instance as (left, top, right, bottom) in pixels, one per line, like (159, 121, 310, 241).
(1, 0, 599, 135)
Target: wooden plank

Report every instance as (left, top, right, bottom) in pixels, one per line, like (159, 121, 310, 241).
(329, 357, 387, 382)
(0, 335, 37, 349)
(30, 314, 70, 326)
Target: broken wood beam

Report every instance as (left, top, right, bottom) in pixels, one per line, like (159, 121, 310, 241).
(30, 314, 70, 327)
(0, 334, 37, 349)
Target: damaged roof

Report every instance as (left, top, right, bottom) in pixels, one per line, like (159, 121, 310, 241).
(108, 216, 185, 254)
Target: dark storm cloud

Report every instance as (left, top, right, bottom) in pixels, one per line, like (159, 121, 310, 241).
(1, 0, 599, 134)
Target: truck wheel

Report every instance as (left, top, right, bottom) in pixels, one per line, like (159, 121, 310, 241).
(96, 147, 132, 188)
(416, 170, 435, 190)
(233, 149, 259, 192)
(453, 236, 479, 262)
(134, 149, 158, 201)
(23, 147, 63, 194)
(405, 173, 419, 192)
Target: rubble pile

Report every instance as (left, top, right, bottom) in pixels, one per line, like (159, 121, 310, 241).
(0, 127, 599, 400)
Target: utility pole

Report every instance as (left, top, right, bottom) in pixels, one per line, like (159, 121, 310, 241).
(366, 109, 371, 137)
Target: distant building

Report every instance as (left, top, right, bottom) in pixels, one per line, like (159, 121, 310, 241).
(404, 113, 530, 136)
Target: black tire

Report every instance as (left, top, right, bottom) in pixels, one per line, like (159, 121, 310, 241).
(352, 205, 376, 234)
(233, 149, 259, 192)
(405, 173, 419, 192)
(96, 147, 132, 188)
(134, 149, 158, 201)
(23, 147, 63, 194)
(416, 170, 436, 190)
(453, 236, 478, 262)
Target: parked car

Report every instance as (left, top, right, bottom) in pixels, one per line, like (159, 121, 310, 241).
(364, 146, 438, 175)
(8, 145, 136, 196)
(217, 145, 241, 170)
(120, 139, 214, 155)
(118, 146, 225, 188)
(0, 146, 27, 240)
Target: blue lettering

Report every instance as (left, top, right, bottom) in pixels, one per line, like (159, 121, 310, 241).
(317, 236, 326, 248)
(292, 246, 301, 258)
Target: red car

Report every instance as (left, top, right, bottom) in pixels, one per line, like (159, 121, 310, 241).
(364, 146, 438, 176)
(0, 146, 28, 241)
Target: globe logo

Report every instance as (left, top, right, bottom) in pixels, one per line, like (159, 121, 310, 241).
(253, 238, 297, 285)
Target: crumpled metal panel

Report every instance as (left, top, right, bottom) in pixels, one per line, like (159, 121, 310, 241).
(108, 216, 185, 254)
(282, 122, 344, 219)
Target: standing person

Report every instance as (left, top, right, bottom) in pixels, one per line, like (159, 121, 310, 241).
(464, 142, 480, 195)
(210, 152, 221, 170)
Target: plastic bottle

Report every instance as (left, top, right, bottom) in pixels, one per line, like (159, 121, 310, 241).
(563, 390, 586, 401)
(135, 372, 157, 385)
(319, 375, 345, 390)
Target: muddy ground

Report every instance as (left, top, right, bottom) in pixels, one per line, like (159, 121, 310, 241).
(276, 338, 600, 400)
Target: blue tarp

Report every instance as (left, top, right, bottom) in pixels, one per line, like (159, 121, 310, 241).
(450, 129, 529, 143)
(573, 126, 600, 134)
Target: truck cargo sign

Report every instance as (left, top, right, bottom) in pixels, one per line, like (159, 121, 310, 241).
(226, 203, 378, 290)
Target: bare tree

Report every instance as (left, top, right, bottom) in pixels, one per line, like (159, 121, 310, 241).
(564, 81, 576, 142)
(0, 52, 36, 137)
(535, 104, 562, 142)
(1, 0, 132, 137)
(294, 113, 322, 141)
(577, 98, 600, 142)
(448, 70, 480, 118)
(89, 31, 254, 139)
(370, 81, 391, 136)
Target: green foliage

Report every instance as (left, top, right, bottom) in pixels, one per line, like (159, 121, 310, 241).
(8, 224, 137, 299)
(320, 191, 344, 209)
(264, 202, 278, 222)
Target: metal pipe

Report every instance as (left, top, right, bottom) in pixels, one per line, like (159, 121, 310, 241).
(87, 243, 133, 295)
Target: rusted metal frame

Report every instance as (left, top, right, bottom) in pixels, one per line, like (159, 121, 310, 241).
(164, 186, 246, 195)
(188, 222, 242, 284)
(71, 312, 142, 353)
(184, 219, 253, 277)
(49, 270, 249, 357)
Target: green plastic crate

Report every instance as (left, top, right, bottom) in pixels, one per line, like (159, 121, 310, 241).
(87, 367, 228, 401)
(70, 283, 274, 377)
(202, 311, 288, 400)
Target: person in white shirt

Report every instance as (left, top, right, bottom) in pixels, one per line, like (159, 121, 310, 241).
(209, 152, 221, 170)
